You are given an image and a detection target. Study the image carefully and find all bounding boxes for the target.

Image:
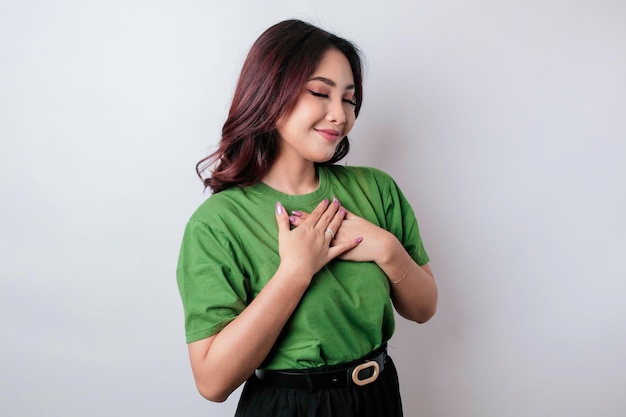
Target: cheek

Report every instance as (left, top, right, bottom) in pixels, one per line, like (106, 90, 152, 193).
(344, 114, 356, 136)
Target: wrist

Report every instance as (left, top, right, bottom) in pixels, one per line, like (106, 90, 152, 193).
(375, 231, 404, 266)
(275, 260, 314, 288)
(376, 235, 412, 282)
(390, 258, 413, 284)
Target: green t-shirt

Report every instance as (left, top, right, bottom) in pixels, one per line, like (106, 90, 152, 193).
(176, 165, 429, 370)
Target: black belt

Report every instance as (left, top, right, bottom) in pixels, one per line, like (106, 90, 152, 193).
(254, 346, 387, 391)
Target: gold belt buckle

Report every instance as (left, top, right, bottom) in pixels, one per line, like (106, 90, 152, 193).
(351, 360, 380, 386)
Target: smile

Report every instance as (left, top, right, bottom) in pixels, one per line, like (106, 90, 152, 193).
(315, 128, 341, 142)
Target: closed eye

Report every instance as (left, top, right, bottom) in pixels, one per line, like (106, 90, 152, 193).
(308, 90, 328, 98)
(308, 90, 356, 108)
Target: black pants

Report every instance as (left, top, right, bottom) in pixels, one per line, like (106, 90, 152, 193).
(234, 355, 403, 417)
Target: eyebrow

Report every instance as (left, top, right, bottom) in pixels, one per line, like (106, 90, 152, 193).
(308, 76, 355, 90)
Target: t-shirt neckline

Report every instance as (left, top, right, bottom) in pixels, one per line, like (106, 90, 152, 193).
(248, 165, 331, 205)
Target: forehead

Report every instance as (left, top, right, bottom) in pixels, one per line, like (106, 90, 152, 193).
(309, 49, 355, 86)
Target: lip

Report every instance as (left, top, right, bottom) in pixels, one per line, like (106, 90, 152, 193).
(315, 128, 342, 142)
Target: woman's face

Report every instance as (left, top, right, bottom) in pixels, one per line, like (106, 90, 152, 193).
(275, 48, 357, 165)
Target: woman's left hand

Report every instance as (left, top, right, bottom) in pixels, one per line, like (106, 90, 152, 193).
(290, 204, 438, 324)
(289, 207, 394, 264)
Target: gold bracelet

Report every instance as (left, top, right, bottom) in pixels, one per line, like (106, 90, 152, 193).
(392, 258, 413, 284)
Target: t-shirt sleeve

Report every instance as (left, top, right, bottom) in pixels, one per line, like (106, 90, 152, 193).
(176, 219, 248, 343)
(383, 174, 430, 266)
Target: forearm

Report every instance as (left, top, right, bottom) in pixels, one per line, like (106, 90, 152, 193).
(377, 236, 438, 323)
(189, 264, 311, 402)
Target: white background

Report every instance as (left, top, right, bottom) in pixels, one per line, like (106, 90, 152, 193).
(1, 1, 625, 416)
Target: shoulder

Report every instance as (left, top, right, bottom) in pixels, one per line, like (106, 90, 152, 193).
(327, 165, 393, 181)
(188, 186, 247, 226)
(324, 165, 395, 186)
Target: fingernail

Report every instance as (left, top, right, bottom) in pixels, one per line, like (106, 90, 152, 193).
(276, 201, 283, 215)
(322, 198, 329, 205)
(355, 237, 363, 244)
(291, 210, 302, 217)
(289, 216, 297, 224)
(339, 208, 346, 216)
(333, 196, 341, 205)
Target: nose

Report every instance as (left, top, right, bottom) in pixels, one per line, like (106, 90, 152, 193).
(325, 98, 346, 125)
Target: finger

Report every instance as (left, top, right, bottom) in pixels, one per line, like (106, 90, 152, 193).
(324, 206, 346, 238)
(304, 198, 330, 226)
(290, 210, 309, 219)
(315, 197, 341, 230)
(289, 214, 302, 227)
(288, 210, 309, 228)
(328, 236, 363, 259)
(342, 208, 358, 220)
(323, 226, 335, 241)
(275, 201, 290, 235)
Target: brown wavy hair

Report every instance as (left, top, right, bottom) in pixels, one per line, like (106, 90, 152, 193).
(196, 19, 364, 193)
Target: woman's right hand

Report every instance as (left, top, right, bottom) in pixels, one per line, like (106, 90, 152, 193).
(275, 198, 362, 282)
(187, 199, 364, 402)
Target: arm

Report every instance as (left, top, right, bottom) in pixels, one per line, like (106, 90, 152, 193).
(187, 199, 362, 402)
(289, 210, 438, 323)
(188, 262, 310, 402)
(375, 233, 438, 323)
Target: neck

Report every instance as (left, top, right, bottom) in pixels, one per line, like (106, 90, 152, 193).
(261, 160, 318, 195)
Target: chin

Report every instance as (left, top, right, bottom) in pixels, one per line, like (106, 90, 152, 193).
(318, 148, 339, 163)
(312, 155, 335, 164)
(303, 145, 339, 164)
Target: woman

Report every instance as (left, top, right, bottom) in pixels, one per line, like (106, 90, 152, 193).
(176, 19, 438, 416)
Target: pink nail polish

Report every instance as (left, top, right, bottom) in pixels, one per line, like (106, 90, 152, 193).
(276, 202, 283, 215)
(291, 210, 302, 217)
(355, 237, 363, 244)
(339, 208, 346, 216)
(289, 216, 297, 224)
